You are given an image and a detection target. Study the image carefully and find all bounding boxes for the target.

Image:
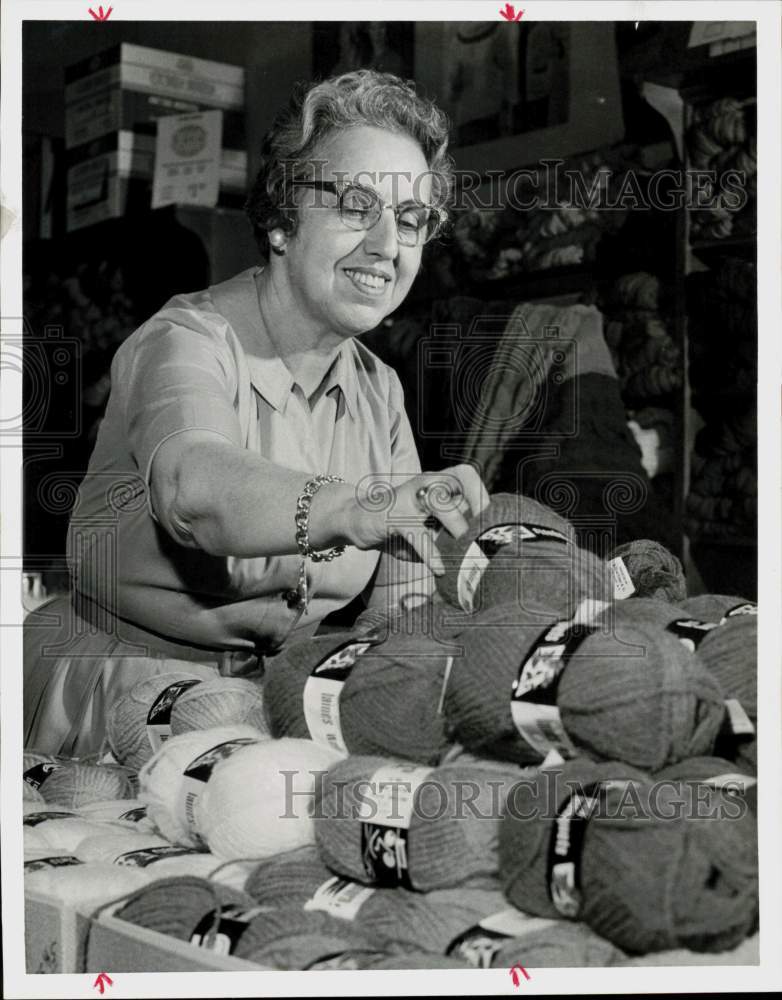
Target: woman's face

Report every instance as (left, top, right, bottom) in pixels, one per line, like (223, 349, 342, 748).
(280, 125, 433, 339)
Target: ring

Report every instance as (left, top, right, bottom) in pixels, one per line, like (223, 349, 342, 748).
(415, 485, 433, 514)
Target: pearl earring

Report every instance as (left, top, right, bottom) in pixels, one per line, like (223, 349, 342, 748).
(269, 229, 287, 256)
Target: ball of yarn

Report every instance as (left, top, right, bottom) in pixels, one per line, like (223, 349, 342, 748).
(231, 907, 387, 969)
(445, 599, 725, 769)
(39, 763, 133, 809)
(24, 783, 46, 804)
(488, 921, 626, 968)
(138, 725, 264, 847)
(354, 952, 470, 969)
(338, 629, 455, 765)
(262, 632, 381, 742)
(106, 670, 210, 770)
(170, 678, 268, 738)
(74, 831, 240, 881)
(682, 594, 756, 622)
(24, 826, 50, 852)
(24, 858, 152, 907)
(199, 738, 343, 861)
(78, 799, 155, 831)
(245, 846, 507, 954)
(23, 751, 67, 794)
(694, 615, 757, 771)
(654, 756, 757, 815)
(436, 493, 611, 619)
(499, 758, 758, 954)
(112, 875, 256, 942)
(315, 755, 523, 890)
(23, 813, 110, 853)
(610, 539, 687, 603)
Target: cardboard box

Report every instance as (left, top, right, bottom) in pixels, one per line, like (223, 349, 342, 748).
(65, 88, 246, 151)
(65, 43, 245, 110)
(25, 892, 91, 974)
(66, 131, 247, 232)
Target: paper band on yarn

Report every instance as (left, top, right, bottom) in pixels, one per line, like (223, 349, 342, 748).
(114, 845, 202, 867)
(146, 678, 203, 753)
(23, 811, 76, 827)
(704, 772, 758, 793)
(303, 640, 375, 756)
(721, 602, 758, 621)
(180, 736, 260, 844)
(456, 522, 570, 612)
(303, 875, 376, 921)
(724, 698, 755, 736)
(608, 556, 636, 599)
(666, 617, 720, 651)
(360, 762, 433, 889)
(547, 781, 607, 919)
(23, 761, 65, 790)
(510, 622, 595, 758)
(24, 856, 83, 871)
(447, 909, 559, 968)
(190, 904, 267, 955)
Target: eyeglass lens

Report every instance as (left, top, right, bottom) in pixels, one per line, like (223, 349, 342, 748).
(340, 185, 438, 245)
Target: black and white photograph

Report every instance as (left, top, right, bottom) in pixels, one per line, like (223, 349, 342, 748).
(1, 2, 780, 996)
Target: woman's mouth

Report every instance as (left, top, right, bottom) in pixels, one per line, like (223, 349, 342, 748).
(343, 268, 391, 296)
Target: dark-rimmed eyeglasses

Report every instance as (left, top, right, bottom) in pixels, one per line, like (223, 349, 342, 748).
(291, 180, 447, 247)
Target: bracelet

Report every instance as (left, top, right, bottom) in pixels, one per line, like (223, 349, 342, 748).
(286, 475, 346, 615)
(294, 474, 347, 562)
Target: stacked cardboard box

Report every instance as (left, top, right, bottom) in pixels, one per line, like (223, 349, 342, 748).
(65, 44, 247, 232)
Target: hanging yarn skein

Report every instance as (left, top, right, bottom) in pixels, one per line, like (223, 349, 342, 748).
(198, 738, 343, 861)
(499, 758, 758, 955)
(609, 539, 687, 603)
(315, 754, 525, 891)
(138, 725, 265, 847)
(445, 598, 726, 769)
(435, 493, 611, 619)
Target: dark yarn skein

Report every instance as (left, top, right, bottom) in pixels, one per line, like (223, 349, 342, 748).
(681, 594, 756, 623)
(610, 539, 687, 603)
(654, 756, 757, 816)
(499, 758, 758, 955)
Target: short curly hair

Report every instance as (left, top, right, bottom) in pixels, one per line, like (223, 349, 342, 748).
(245, 69, 454, 259)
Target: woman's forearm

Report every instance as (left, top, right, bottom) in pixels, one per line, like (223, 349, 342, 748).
(151, 433, 364, 557)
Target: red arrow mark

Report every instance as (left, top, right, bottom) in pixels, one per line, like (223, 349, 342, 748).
(499, 3, 525, 21)
(509, 963, 531, 987)
(93, 972, 113, 994)
(88, 5, 113, 19)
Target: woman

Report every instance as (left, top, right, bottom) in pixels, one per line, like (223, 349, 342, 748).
(24, 70, 489, 755)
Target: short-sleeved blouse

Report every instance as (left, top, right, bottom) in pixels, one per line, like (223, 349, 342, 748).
(67, 266, 422, 654)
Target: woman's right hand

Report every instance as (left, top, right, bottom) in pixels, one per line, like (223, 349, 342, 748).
(342, 464, 491, 575)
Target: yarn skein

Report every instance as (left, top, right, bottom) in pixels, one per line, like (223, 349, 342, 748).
(170, 678, 269, 738)
(446, 599, 726, 770)
(106, 670, 211, 770)
(39, 763, 133, 809)
(74, 832, 243, 881)
(315, 755, 525, 891)
(654, 756, 757, 816)
(78, 799, 155, 831)
(198, 738, 343, 861)
(24, 858, 152, 908)
(22, 812, 113, 853)
(609, 539, 687, 603)
(681, 594, 756, 623)
(499, 758, 758, 955)
(435, 493, 611, 619)
(138, 725, 265, 847)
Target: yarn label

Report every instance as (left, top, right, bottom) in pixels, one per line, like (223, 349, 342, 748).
(24, 855, 82, 871)
(608, 556, 636, 599)
(146, 678, 203, 752)
(303, 640, 374, 756)
(361, 763, 433, 828)
(724, 698, 755, 736)
(181, 736, 259, 841)
(547, 782, 607, 919)
(721, 602, 758, 621)
(361, 823, 412, 888)
(23, 811, 76, 826)
(114, 845, 202, 867)
(510, 622, 595, 758)
(304, 875, 376, 921)
(704, 772, 757, 793)
(666, 618, 720, 651)
(118, 805, 148, 823)
(190, 904, 266, 955)
(23, 761, 65, 789)
(457, 522, 569, 612)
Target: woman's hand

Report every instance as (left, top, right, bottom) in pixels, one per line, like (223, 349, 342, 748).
(343, 464, 490, 575)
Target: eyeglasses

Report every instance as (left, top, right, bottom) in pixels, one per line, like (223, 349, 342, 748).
(291, 180, 448, 247)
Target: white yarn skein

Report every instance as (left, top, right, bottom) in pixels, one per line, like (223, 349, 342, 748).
(24, 827, 50, 853)
(78, 799, 155, 831)
(24, 815, 112, 853)
(23, 782, 46, 804)
(138, 725, 265, 847)
(198, 738, 342, 861)
(74, 832, 230, 880)
(75, 832, 170, 863)
(23, 795, 49, 814)
(170, 678, 269, 737)
(40, 763, 133, 808)
(106, 668, 214, 769)
(24, 860, 152, 906)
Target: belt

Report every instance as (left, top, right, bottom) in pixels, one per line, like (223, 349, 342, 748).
(72, 591, 264, 678)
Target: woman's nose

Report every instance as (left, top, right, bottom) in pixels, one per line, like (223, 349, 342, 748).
(362, 206, 400, 258)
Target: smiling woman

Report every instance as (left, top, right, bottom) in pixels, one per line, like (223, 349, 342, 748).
(24, 69, 491, 756)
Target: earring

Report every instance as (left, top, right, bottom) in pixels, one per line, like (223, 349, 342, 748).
(269, 229, 287, 256)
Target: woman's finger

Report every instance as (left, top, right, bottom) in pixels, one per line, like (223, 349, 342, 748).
(404, 526, 445, 576)
(446, 464, 490, 518)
